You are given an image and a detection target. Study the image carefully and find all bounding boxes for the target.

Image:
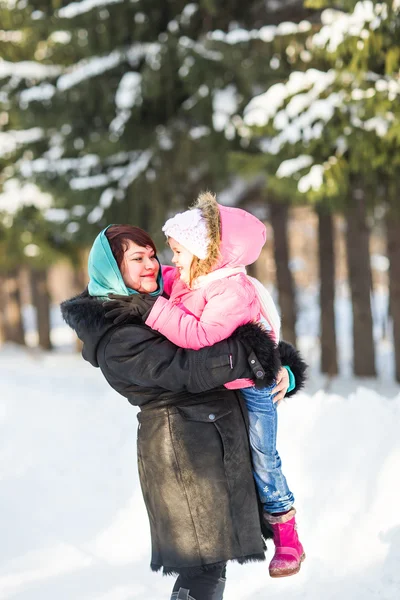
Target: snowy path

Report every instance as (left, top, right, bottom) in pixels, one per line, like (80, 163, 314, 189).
(1, 346, 400, 599)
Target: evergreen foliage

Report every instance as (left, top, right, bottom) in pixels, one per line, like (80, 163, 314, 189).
(1, 0, 313, 250)
(237, 0, 400, 212)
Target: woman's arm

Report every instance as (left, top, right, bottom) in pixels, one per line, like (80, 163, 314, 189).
(102, 323, 259, 395)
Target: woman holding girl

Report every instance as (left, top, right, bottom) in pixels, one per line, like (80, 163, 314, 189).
(107, 193, 307, 580)
(62, 218, 305, 600)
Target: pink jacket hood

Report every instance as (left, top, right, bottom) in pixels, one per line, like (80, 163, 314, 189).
(216, 204, 267, 269)
(184, 191, 267, 274)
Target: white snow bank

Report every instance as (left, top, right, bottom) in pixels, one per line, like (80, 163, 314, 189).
(1, 341, 399, 599)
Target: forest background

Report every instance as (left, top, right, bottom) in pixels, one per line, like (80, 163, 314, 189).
(1, 0, 400, 383)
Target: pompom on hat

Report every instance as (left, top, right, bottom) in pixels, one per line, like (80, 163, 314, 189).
(162, 208, 209, 259)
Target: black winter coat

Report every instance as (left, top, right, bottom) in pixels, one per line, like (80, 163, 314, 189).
(61, 291, 306, 575)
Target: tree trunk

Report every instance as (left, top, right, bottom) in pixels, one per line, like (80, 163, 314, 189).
(4, 269, 25, 345)
(30, 268, 52, 350)
(317, 206, 338, 376)
(72, 250, 87, 353)
(345, 193, 376, 377)
(247, 262, 257, 278)
(386, 203, 400, 383)
(0, 276, 6, 344)
(269, 201, 297, 345)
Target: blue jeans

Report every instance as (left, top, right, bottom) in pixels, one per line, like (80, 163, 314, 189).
(241, 384, 295, 514)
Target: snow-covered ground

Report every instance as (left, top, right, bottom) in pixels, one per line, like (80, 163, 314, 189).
(1, 290, 400, 599)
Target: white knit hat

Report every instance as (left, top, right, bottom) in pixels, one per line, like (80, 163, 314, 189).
(162, 208, 209, 259)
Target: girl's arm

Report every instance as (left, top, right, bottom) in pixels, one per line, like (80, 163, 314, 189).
(145, 279, 257, 350)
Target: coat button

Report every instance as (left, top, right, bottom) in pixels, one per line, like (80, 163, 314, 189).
(256, 370, 264, 378)
(251, 359, 255, 364)
(208, 413, 216, 421)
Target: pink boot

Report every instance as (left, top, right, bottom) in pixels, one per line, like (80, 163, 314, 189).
(264, 508, 306, 578)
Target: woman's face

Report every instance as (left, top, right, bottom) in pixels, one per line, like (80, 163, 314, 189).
(168, 237, 194, 285)
(120, 241, 159, 293)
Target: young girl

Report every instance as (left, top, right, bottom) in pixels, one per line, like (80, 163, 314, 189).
(108, 193, 307, 578)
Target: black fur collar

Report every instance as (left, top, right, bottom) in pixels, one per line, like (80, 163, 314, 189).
(61, 289, 108, 333)
(60, 289, 142, 366)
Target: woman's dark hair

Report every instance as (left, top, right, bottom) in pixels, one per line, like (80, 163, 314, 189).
(105, 225, 157, 268)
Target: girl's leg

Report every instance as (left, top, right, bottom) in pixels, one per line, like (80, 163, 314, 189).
(242, 386, 294, 514)
(170, 564, 226, 600)
(242, 387, 305, 578)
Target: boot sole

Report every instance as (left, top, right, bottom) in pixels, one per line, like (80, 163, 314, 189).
(269, 552, 306, 578)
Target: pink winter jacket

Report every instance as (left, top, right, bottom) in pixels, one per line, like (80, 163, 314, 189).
(145, 204, 267, 389)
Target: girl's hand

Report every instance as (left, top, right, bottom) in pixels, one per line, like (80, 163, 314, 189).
(272, 367, 289, 405)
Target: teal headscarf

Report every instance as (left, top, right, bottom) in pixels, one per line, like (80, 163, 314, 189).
(87, 226, 164, 299)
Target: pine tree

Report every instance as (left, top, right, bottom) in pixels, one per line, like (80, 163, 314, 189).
(237, 0, 400, 378)
(0, 188, 67, 348)
(1, 0, 316, 250)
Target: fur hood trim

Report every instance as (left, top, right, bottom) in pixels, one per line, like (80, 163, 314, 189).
(191, 191, 221, 274)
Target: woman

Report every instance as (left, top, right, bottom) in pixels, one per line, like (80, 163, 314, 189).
(61, 224, 306, 600)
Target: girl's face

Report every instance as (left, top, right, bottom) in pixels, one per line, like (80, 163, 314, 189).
(168, 237, 194, 285)
(120, 241, 159, 293)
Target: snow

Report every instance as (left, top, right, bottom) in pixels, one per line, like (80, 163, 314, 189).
(179, 37, 223, 61)
(1, 290, 400, 598)
(56, 45, 158, 91)
(244, 69, 336, 127)
(57, 52, 122, 91)
(180, 3, 198, 24)
(363, 116, 389, 137)
(58, 0, 124, 18)
(19, 83, 56, 106)
(99, 188, 116, 209)
(118, 151, 151, 187)
(0, 180, 52, 214)
(110, 72, 142, 134)
(0, 128, 44, 157)
(20, 155, 100, 177)
(70, 174, 110, 190)
(188, 126, 210, 140)
(87, 206, 104, 223)
(208, 20, 311, 45)
(312, 2, 384, 53)
(115, 72, 142, 110)
(44, 208, 70, 223)
(298, 164, 324, 193)
(276, 155, 313, 178)
(260, 92, 341, 156)
(48, 31, 72, 44)
(212, 85, 238, 132)
(0, 60, 60, 79)
(69, 151, 152, 192)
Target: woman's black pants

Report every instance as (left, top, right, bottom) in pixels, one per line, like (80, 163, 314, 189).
(170, 564, 226, 600)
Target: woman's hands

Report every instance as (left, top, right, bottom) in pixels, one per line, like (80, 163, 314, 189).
(103, 293, 157, 324)
(272, 367, 289, 405)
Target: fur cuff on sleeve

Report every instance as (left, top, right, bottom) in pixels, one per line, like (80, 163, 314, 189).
(232, 323, 281, 387)
(278, 341, 308, 396)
